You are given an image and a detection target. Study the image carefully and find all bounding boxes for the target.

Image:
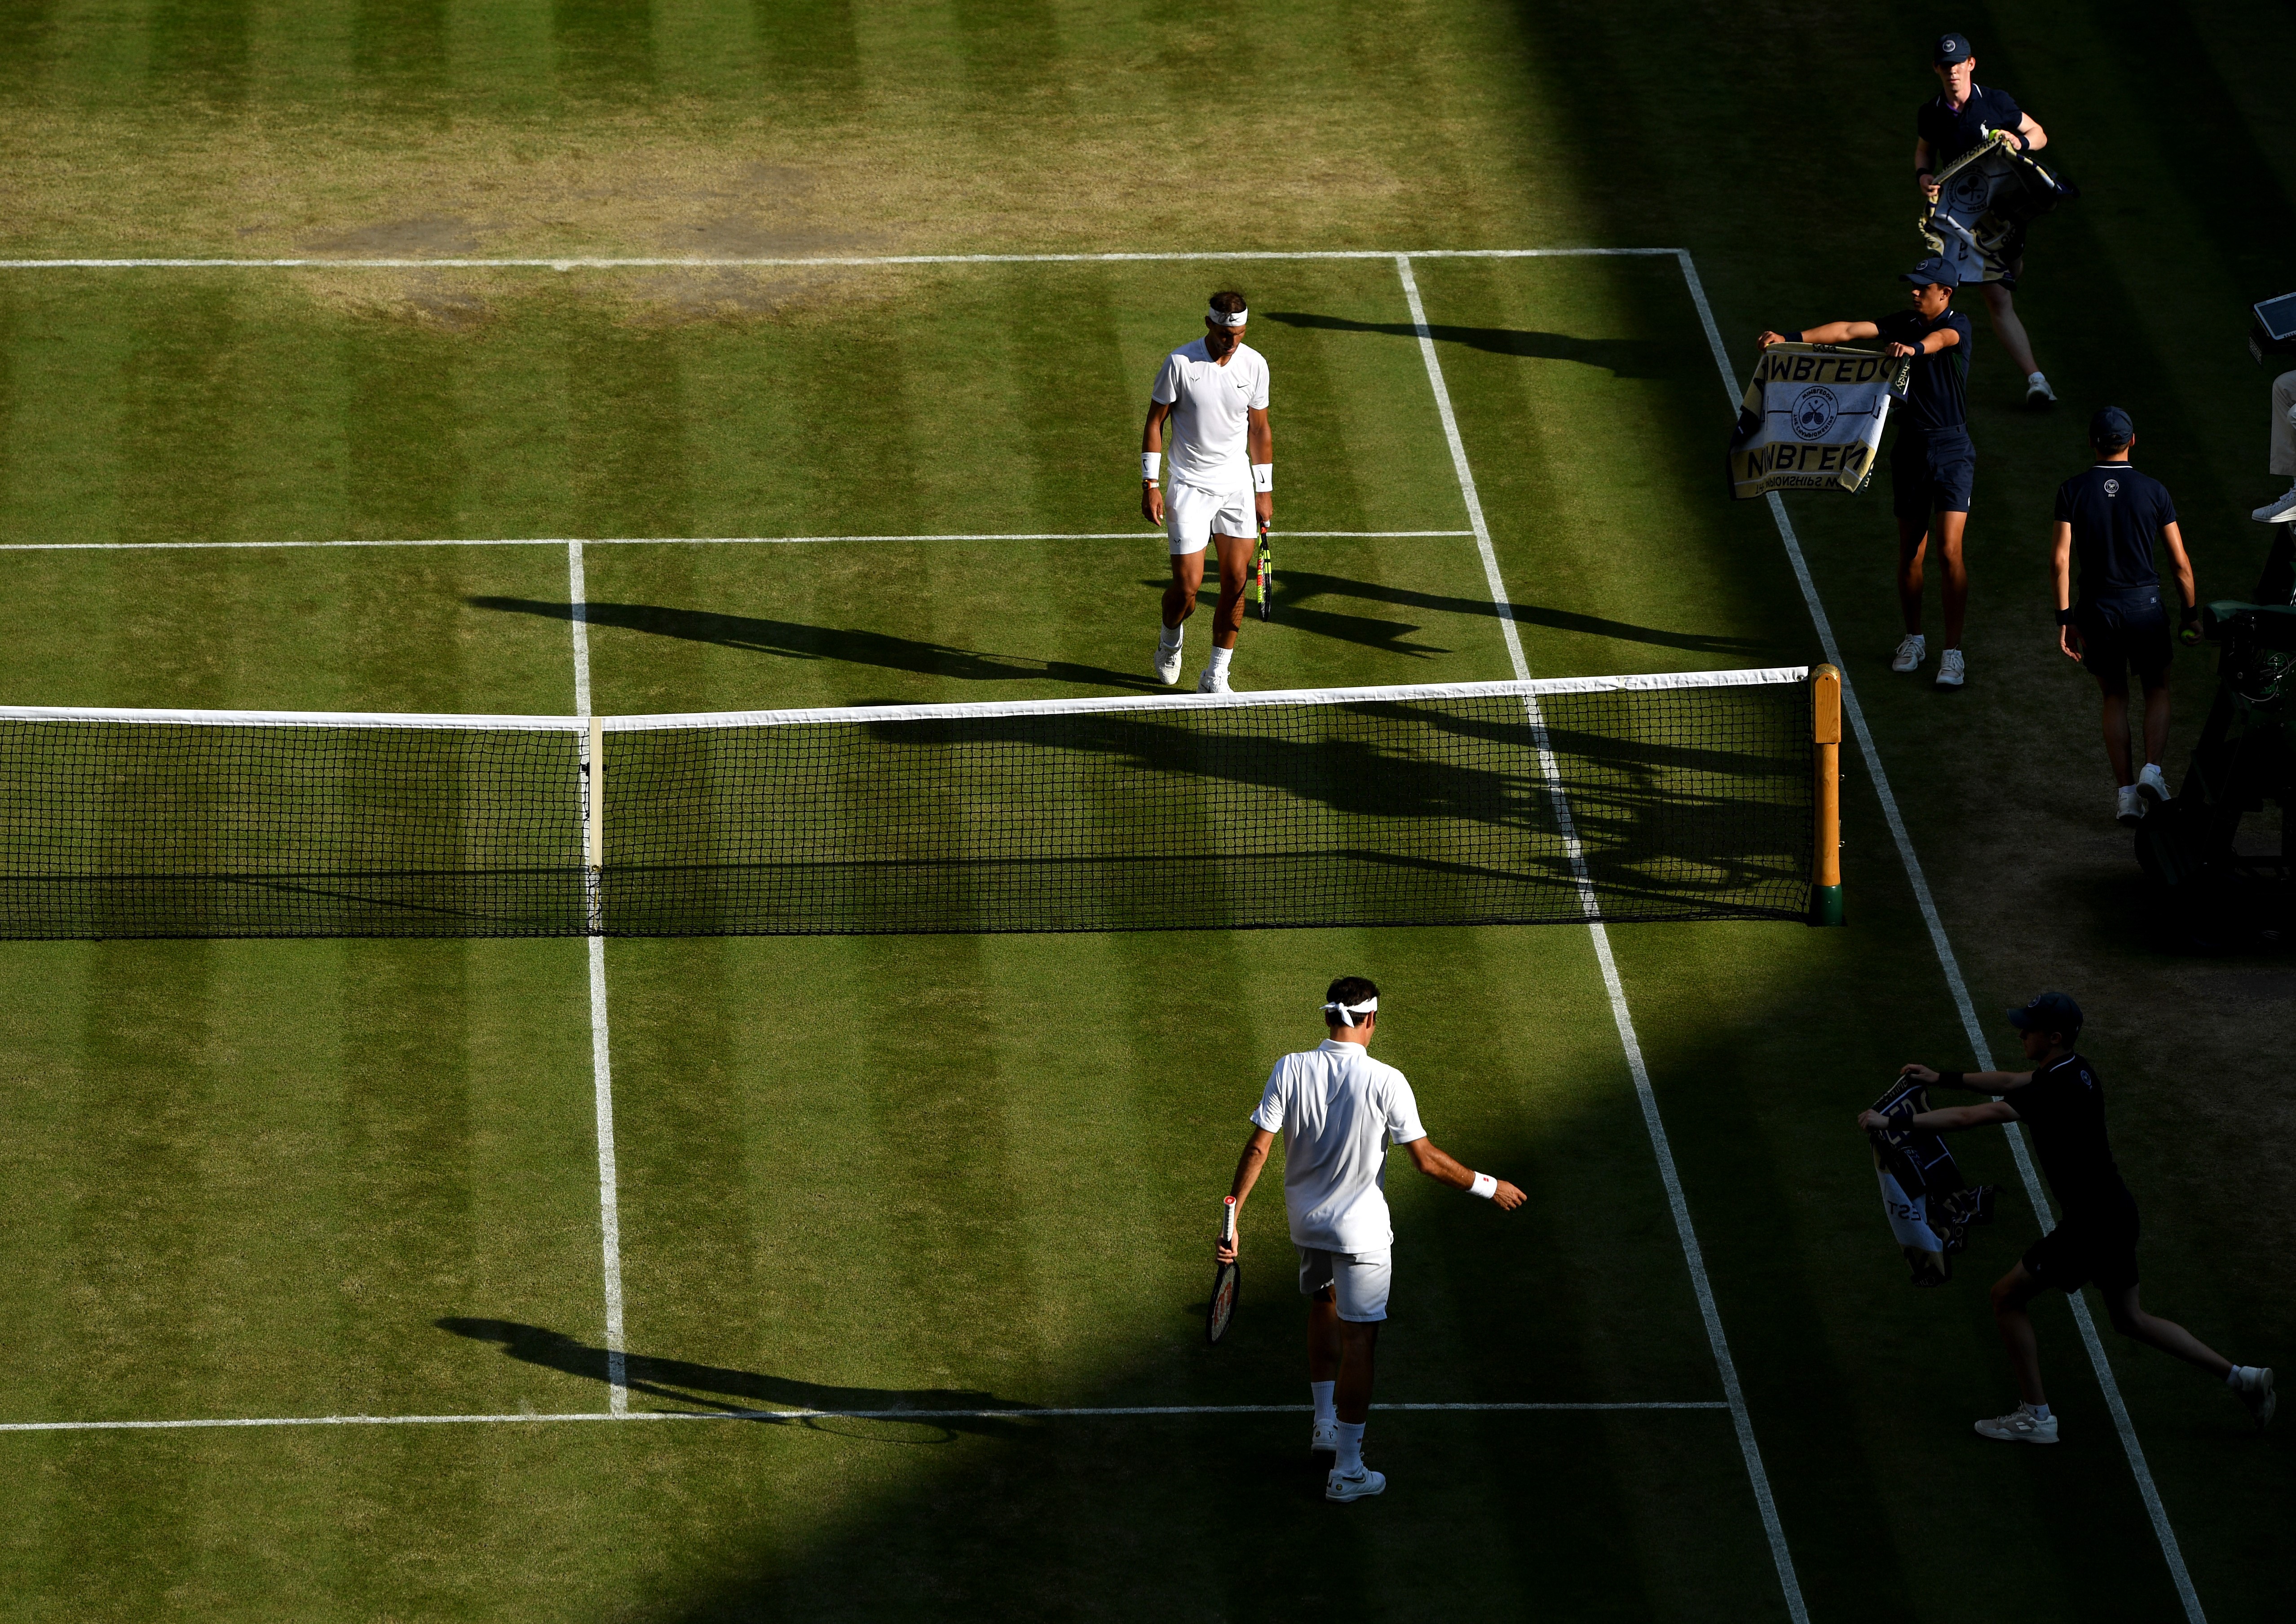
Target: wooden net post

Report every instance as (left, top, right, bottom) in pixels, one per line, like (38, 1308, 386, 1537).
(1810, 665, 1843, 925)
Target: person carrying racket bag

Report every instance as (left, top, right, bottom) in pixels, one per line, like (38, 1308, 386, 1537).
(1214, 976, 1524, 1502)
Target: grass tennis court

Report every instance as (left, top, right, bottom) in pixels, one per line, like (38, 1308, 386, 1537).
(2, 4, 2291, 1620)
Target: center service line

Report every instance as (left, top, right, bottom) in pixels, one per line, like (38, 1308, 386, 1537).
(566, 536, 630, 1418)
(1396, 254, 1809, 1624)
(1672, 249, 2204, 1624)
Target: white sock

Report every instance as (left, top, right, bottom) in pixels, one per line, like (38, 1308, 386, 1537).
(1334, 1420, 1364, 1474)
(1311, 1381, 1336, 1424)
(2028, 370, 2047, 386)
(1158, 622, 1183, 650)
(2026, 1401, 2052, 1421)
(1208, 645, 1234, 677)
(2227, 1365, 2250, 1388)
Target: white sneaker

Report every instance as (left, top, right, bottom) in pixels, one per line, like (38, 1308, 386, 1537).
(2136, 762, 2172, 805)
(1152, 635, 1183, 686)
(2026, 371, 2057, 406)
(1974, 1405, 2059, 1444)
(2233, 1366, 2276, 1433)
(1934, 648, 1966, 688)
(2254, 481, 2296, 524)
(1310, 1419, 1340, 1454)
(1891, 633, 1927, 673)
(2116, 785, 2146, 826)
(1196, 666, 1232, 694)
(1325, 1466, 1386, 1502)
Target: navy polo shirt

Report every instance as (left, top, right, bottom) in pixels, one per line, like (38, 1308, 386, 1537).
(1918, 85, 2025, 166)
(2056, 463, 2178, 598)
(1873, 308, 1974, 434)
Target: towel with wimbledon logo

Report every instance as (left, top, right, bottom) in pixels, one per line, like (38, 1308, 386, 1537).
(1727, 343, 1902, 500)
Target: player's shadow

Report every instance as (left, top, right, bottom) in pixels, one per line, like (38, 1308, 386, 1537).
(1259, 312, 1671, 377)
(466, 597, 1166, 692)
(1277, 570, 1773, 657)
(436, 1318, 1040, 1438)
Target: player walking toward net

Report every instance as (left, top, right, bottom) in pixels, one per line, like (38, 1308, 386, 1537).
(1864, 993, 2274, 1444)
(1761, 257, 1977, 688)
(1215, 977, 1524, 1501)
(1141, 291, 1272, 693)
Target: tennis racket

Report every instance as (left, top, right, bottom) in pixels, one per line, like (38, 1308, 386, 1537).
(1206, 1196, 1241, 1344)
(1249, 521, 1273, 621)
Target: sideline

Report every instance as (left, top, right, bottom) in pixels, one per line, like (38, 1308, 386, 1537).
(1672, 250, 2206, 1624)
(1398, 252, 1810, 1624)
(0, 530, 1471, 553)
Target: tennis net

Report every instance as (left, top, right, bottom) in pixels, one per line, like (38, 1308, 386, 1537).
(0, 669, 1818, 939)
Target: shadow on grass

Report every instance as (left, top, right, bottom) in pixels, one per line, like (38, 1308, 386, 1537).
(1269, 570, 1775, 657)
(465, 596, 1166, 691)
(1261, 311, 1672, 378)
(437, 1317, 1040, 1438)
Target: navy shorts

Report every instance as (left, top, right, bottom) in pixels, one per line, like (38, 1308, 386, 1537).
(2024, 1196, 2140, 1295)
(2078, 588, 2172, 686)
(1890, 428, 1975, 519)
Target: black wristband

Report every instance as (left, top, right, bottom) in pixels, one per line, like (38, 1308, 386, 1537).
(1939, 1070, 1965, 1089)
(2056, 607, 2078, 627)
(1784, 330, 1803, 344)
(2180, 603, 2200, 621)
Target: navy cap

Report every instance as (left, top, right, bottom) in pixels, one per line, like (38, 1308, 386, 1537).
(2090, 406, 2135, 443)
(2008, 991, 2084, 1033)
(1902, 255, 1961, 289)
(1934, 32, 1974, 65)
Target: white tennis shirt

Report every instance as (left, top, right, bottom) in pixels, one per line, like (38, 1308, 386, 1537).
(1152, 338, 1269, 493)
(1251, 1037, 1427, 1253)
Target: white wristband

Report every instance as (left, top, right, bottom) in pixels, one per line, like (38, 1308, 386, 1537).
(1251, 463, 1273, 492)
(1469, 1171, 1497, 1199)
(1142, 451, 1162, 481)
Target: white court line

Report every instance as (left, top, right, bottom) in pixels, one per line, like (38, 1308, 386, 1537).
(0, 1399, 1728, 1434)
(1398, 254, 1809, 1624)
(0, 249, 1679, 271)
(0, 530, 1471, 554)
(567, 536, 629, 1417)
(1671, 250, 2205, 1624)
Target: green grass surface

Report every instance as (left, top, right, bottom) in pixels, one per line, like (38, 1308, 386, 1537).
(1, 2, 2292, 1620)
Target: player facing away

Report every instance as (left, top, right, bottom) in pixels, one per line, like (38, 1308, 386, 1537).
(1759, 256, 1976, 688)
(1863, 993, 2275, 1445)
(1215, 977, 1525, 1501)
(2049, 407, 2201, 825)
(1140, 291, 1272, 693)
(1913, 31, 2055, 406)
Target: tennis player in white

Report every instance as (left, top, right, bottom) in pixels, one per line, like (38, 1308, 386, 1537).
(1215, 976, 1525, 1502)
(1140, 290, 1273, 693)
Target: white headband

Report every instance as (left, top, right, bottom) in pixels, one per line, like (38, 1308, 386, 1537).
(1209, 306, 1248, 327)
(1323, 997, 1377, 1018)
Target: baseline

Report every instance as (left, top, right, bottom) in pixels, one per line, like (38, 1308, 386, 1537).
(1671, 250, 2205, 1623)
(1397, 253, 1809, 1624)
(0, 530, 1470, 554)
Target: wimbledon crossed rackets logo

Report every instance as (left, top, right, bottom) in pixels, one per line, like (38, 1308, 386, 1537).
(1790, 386, 1841, 441)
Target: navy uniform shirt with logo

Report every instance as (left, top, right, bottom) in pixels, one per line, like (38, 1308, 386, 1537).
(2011, 1052, 2141, 1292)
(1875, 306, 1976, 517)
(1918, 83, 2025, 168)
(2058, 462, 2178, 680)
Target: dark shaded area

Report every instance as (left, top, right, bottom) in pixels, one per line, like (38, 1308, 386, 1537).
(1262, 311, 1672, 378)
(352, 0, 450, 98)
(466, 595, 1166, 690)
(755, 0, 863, 98)
(0, 0, 57, 102)
(553, 0, 655, 99)
(147, 0, 251, 106)
(1272, 569, 1774, 657)
(438, 1319, 1039, 1438)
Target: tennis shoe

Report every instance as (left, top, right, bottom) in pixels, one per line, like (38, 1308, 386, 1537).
(1325, 1466, 1386, 1502)
(1310, 1419, 1340, 1454)
(1935, 649, 1966, 688)
(2025, 371, 2057, 407)
(1974, 1405, 2059, 1444)
(1196, 667, 1232, 694)
(2255, 481, 2296, 525)
(2137, 763, 2172, 805)
(2233, 1366, 2276, 1433)
(2116, 785, 2146, 826)
(1891, 634, 1926, 673)
(1152, 636, 1183, 686)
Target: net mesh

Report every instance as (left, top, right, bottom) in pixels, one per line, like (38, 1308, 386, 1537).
(0, 675, 1813, 940)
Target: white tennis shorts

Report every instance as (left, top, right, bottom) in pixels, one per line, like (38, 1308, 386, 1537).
(1165, 480, 1254, 556)
(1297, 1246, 1393, 1323)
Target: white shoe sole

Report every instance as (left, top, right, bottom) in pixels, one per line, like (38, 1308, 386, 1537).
(1325, 1469, 1386, 1502)
(1974, 1419, 2058, 1444)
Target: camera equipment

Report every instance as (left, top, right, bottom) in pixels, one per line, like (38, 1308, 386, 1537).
(2136, 524, 2296, 948)
(2252, 291, 2296, 365)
